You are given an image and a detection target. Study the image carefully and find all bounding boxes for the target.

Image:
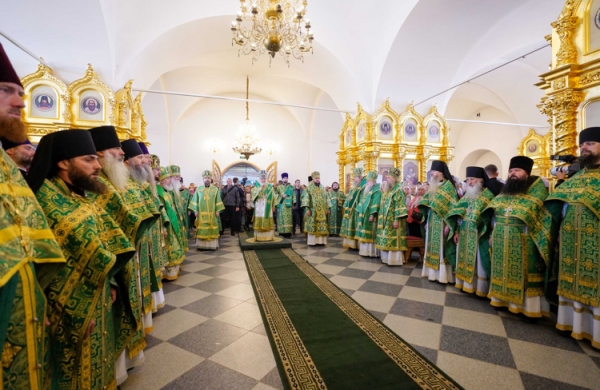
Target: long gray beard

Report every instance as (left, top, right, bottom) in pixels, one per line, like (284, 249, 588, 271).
(143, 165, 158, 198)
(162, 182, 174, 191)
(352, 180, 359, 189)
(381, 181, 390, 193)
(128, 163, 147, 183)
(100, 154, 130, 192)
(171, 180, 181, 199)
(364, 182, 374, 193)
(464, 182, 483, 200)
(428, 179, 441, 197)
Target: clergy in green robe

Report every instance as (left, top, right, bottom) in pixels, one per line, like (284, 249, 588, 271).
(252, 169, 277, 241)
(189, 170, 225, 250)
(483, 156, 556, 319)
(356, 171, 382, 257)
(168, 165, 189, 251)
(328, 181, 346, 236)
(376, 168, 408, 265)
(302, 171, 331, 246)
(546, 127, 600, 347)
(418, 160, 458, 284)
(276, 172, 294, 237)
(340, 167, 366, 249)
(28, 130, 136, 390)
(158, 167, 186, 277)
(447, 166, 494, 297)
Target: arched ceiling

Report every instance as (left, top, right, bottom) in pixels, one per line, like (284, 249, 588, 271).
(2, 0, 567, 137)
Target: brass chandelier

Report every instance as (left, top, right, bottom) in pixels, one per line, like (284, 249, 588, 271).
(233, 77, 262, 160)
(231, 0, 314, 66)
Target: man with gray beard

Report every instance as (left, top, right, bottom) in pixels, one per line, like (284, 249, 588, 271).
(418, 160, 458, 284)
(447, 167, 494, 297)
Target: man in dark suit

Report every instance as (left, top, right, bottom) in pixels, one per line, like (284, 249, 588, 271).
(484, 164, 504, 196)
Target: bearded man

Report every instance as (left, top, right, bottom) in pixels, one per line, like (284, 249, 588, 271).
(276, 172, 294, 237)
(340, 167, 366, 248)
(356, 171, 382, 257)
(0, 43, 66, 390)
(157, 167, 186, 278)
(328, 181, 346, 236)
(447, 167, 494, 297)
(418, 160, 458, 284)
(546, 127, 600, 347)
(189, 170, 225, 250)
(1, 137, 34, 176)
(483, 156, 555, 320)
(28, 130, 135, 390)
(168, 165, 189, 245)
(302, 171, 331, 246)
(252, 170, 277, 241)
(376, 168, 408, 265)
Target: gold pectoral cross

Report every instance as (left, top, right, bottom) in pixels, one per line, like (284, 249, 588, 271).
(505, 206, 512, 216)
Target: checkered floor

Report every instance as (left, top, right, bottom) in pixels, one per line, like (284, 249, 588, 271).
(122, 232, 600, 390)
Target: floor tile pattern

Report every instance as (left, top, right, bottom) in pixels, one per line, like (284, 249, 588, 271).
(122, 233, 600, 390)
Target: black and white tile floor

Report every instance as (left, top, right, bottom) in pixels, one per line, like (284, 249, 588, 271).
(122, 233, 600, 390)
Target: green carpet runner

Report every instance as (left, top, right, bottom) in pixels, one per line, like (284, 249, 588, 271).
(242, 246, 463, 390)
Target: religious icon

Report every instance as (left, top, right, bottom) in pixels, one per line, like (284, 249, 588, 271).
(379, 121, 392, 136)
(405, 123, 416, 137)
(82, 97, 102, 115)
(429, 124, 440, 139)
(357, 122, 365, 141)
(346, 129, 353, 146)
(33, 94, 55, 112)
(403, 160, 418, 185)
(527, 142, 538, 154)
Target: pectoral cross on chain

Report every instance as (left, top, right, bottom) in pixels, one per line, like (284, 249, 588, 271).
(505, 206, 512, 216)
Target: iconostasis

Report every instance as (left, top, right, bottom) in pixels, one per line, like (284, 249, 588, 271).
(336, 100, 454, 193)
(20, 63, 148, 144)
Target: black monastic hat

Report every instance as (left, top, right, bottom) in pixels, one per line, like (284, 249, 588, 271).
(27, 130, 97, 192)
(430, 160, 454, 183)
(89, 126, 121, 152)
(1, 137, 32, 150)
(579, 127, 600, 144)
(0, 43, 22, 87)
(121, 139, 143, 160)
(509, 156, 534, 175)
(138, 142, 149, 155)
(465, 166, 492, 189)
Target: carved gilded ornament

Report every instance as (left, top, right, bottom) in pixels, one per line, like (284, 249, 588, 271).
(552, 15, 579, 66)
(579, 70, 600, 85)
(67, 64, 117, 129)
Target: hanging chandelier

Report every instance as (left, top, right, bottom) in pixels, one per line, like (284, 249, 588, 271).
(233, 77, 262, 160)
(231, 0, 314, 66)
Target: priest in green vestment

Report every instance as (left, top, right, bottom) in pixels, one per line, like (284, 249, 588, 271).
(376, 168, 408, 265)
(356, 171, 382, 257)
(483, 156, 556, 319)
(340, 167, 366, 249)
(418, 160, 458, 284)
(28, 129, 136, 390)
(302, 171, 332, 246)
(447, 166, 494, 297)
(168, 165, 189, 251)
(252, 169, 277, 241)
(157, 167, 186, 276)
(546, 127, 600, 347)
(189, 170, 225, 249)
(275, 172, 294, 237)
(328, 181, 346, 236)
(0, 44, 66, 390)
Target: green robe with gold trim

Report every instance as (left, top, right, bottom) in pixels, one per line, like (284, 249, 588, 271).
(157, 186, 186, 270)
(253, 183, 276, 233)
(376, 183, 408, 251)
(189, 185, 225, 240)
(483, 177, 556, 307)
(0, 150, 65, 390)
(142, 185, 168, 302)
(356, 184, 382, 243)
(169, 189, 189, 251)
(328, 190, 346, 235)
(418, 180, 459, 269)
(447, 189, 494, 287)
(276, 183, 294, 234)
(546, 168, 600, 308)
(301, 183, 331, 236)
(340, 179, 366, 241)
(36, 177, 135, 390)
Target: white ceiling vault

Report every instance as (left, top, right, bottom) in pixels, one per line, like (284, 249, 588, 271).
(2, 0, 567, 179)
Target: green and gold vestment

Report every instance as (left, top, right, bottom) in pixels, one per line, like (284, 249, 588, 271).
(328, 190, 346, 235)
(180, 188, 191, 233)
(301, 183, 331, 236)
(483, 177, 556, 307)
(376, 183, 408, 251)
(169, 189, 189, 251)
(340, 179, 366, 241)
(546, 168, 600, 307)
(418, 180, 458, 270)
(189, 185, 225, 241)
(275, 183, 294, 234)
(447, 189, 494, 286)
(36, 177, 135, 390)
(0, 150, 65, 390)
(157, 186, 186, 273)
(356, 184, 382, 243)
(252, 183, 276, 233)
